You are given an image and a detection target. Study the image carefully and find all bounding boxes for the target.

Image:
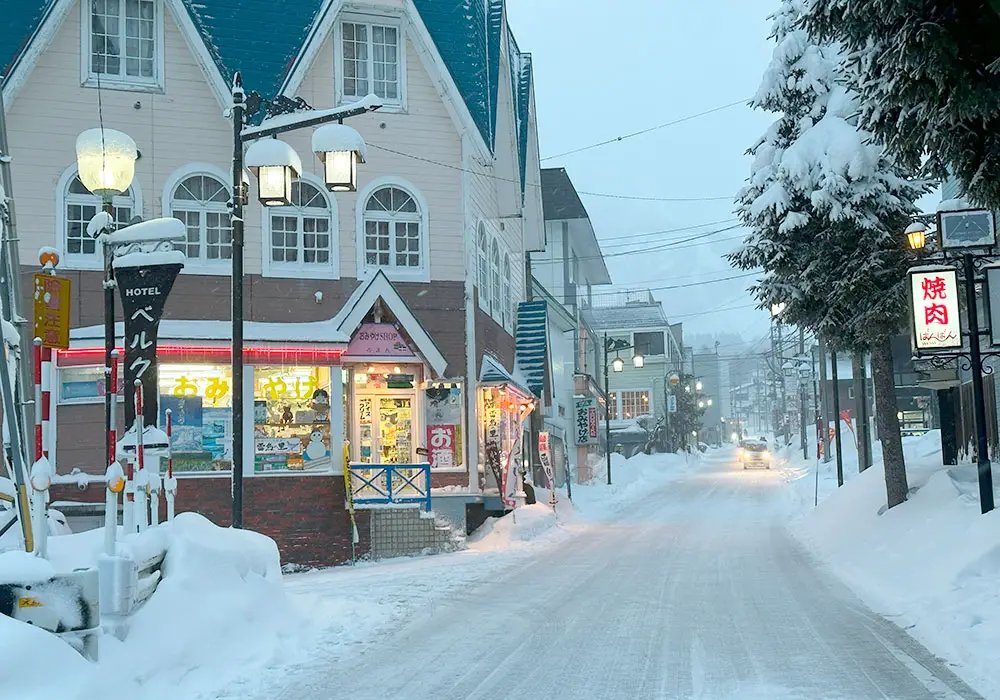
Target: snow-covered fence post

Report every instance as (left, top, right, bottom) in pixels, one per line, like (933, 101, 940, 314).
(104, 461, 124, 556)
(134, 379, 148, 533)
(164, 409, 176, 521)
(28, 458, 52, 558)
(41, 346, 52, 458)
(32, 338, 42, 461)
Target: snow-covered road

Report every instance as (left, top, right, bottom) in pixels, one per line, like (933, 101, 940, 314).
(259, 450, 985, 700)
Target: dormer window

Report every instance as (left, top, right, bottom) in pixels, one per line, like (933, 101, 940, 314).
(84, 0, 164, 90)
(336, 19, 405, 108)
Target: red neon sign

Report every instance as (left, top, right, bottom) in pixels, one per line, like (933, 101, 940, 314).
(57, 345, 346, 367)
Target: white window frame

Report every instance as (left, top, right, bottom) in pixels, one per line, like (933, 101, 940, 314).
(334, 15, 407, 112)
(80, 0, 165, 91)
(356, 176, 430, 282)
(162, 163, 233, 274)
(502, 251, 512, 332)
(477, 221, 490, 312)
(262, 173, 339, 279)
(618, 389, 652, 420)
(57, 164, 143, 271)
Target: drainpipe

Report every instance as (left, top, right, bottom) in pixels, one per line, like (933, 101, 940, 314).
(462, 138, 480, 494)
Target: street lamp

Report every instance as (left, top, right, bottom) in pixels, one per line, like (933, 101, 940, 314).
(904, 214, 995, 514)
(695, 380, 703, 392)
(228, 75, 380, 528)
(707, 398, 713, 407)
(602, 334, 644, 485)
(75, 127, 137, 474)
(698, 400, 705, 409)
(313, 123, 366, 192)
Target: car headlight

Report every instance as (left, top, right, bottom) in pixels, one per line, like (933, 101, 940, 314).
(763, 450, 770, 459)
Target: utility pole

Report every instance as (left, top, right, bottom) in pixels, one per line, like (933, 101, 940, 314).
(818, 337, 831, 462)
(853, 352, 872, 472)
(799, 328, 808, 460)
(831, 349, 844, 487)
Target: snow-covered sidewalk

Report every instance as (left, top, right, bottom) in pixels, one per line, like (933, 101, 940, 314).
(780, 431, 1000, 697)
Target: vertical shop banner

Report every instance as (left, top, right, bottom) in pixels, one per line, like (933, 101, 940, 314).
(426, 425, 457, 469)
(574, 398, 599, 445)
(538, 431, 555, 488)
(909, 267, 961, 350)
(116, 261, 183, 428)
(502, 435, 521, 508)
(424, 386, 463, 468)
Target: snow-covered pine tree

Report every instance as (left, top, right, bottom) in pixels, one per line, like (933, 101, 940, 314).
(731, 0, 927, 508)
(805, 0, 1000, 208)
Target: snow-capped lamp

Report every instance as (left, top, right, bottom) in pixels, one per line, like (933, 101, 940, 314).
(312, 123, 366, 192)
(245, 138, 302, 206)
(906, 221, 928, 251)
(632, 353, 645, 369)
(75, 128, 137, 200)
(612, 356, 625, 373)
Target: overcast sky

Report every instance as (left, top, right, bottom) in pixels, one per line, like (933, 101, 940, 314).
(507, 0, 780, 352)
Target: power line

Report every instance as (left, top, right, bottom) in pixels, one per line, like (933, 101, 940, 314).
(596, 218, 739, 244)
(367, 142, 732, 204)
(531, 223, 744, 265)
(540, 98, 751, 161)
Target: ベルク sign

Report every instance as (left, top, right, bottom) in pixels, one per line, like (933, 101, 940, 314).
(32, 274, 71, 349)
(909, 267, 962, 351)
(116, 261, 183, 427)
(345, 323, 415, 358)
(574, 397, 599, 445)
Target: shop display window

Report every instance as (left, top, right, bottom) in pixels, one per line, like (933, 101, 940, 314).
(254, 366, 332, 472)
(158, 364, 233, 473)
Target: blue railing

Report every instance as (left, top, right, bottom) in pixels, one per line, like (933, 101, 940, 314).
(348, 463, 432, 512)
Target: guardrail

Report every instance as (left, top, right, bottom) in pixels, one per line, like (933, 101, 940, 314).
(98, 530, 168, 640)
(348, 463, 432, 512)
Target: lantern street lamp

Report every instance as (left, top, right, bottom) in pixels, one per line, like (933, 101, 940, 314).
(227, 75, 380, 528)
(75, 127, 137, 474)
(904, 212, 998, 515)
(695, 380, 703, 392)
(313, 123, 367, 192)
(602, 334, 644, 485)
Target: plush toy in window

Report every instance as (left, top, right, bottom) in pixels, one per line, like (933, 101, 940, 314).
(280, 405, 294, 425)
(311, 388, 331, 422)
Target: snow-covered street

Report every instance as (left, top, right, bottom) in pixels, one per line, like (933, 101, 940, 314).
(241, 449, 983, 700)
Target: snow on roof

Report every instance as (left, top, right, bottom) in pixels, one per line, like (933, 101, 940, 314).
(311, 123, 367, 161)
(106, 217, 186, 244)
(70, 318, 349, 345)
(244, 138, 302, 175)
(243, 95, 383, 140)
(937, 198, 974, 212)
(113, 249, 186, 270)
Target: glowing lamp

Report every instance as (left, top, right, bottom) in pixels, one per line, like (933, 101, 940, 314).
(905, 222, 928, 251)
(612, 357, 625, 373)
(312, 123, 366, 192)
(632, 354, 645, 369)
(75, 128, 137, 198)
(245, 138, 302, 206)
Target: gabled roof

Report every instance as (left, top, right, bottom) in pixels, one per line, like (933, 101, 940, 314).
(3, 0, 535, 173)
(541, 168, 589, 220)
(586, 303, 671, 332)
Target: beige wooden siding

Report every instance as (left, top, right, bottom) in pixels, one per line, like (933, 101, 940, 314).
(4, 2, 268, 273)
(293, 27, 464, 281)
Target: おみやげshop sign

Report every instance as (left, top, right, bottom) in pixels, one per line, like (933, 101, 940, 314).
(910, 267, 962, 351)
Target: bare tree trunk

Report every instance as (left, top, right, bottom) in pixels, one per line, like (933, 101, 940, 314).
(870, 335, 908, 508)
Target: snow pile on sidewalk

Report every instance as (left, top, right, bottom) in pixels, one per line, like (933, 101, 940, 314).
(0, 513, 318, 700)
(469, 451, 697, 551)
(793, 431, 1000, 696)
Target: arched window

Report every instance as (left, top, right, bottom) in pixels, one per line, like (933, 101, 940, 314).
(477, 222, 489, 310)
(362, 185, 422, 271)
(490, 239, 501, 320)
(63, 174, 135, 261)
(268, 180, 334, 268)
(169, 174, 232, 262)
(502, 252, 512, 330)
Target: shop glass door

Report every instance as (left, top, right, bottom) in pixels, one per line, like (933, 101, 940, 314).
(356, 395, 413, 464)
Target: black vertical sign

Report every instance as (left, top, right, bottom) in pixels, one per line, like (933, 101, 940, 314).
(116, 262, 183, 429)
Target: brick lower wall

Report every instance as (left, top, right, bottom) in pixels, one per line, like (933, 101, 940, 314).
(51, 474, 371, 568)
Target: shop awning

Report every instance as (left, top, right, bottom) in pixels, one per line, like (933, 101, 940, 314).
(514, 300, 548, 397)
(479, 355, 533, 399)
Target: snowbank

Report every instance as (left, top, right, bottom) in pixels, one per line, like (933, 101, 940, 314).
(0, 513, 311, 700)
(791, 432, 1000, 696)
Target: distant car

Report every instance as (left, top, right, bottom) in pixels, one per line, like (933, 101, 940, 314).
(697, 442, 709, 453)
(739, 439, 770, 469)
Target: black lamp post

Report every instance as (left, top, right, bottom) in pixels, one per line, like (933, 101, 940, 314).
(906, 217, 995, 515)
(228, 74, 380, 528)
(602, 333, 644, 485)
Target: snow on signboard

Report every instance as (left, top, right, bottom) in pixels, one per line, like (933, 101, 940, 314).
(910, 267, 961, 351)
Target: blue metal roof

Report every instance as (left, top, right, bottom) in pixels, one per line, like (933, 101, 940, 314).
(515, 300, 548, 397)
(2, 0, 535, 165)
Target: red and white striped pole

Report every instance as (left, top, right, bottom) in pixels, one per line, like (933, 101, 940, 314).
(109, 350, 119, 467)
(41, 346, 52, 459)
(134, 379, 148, 531)
(32, 338, 42, 462)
